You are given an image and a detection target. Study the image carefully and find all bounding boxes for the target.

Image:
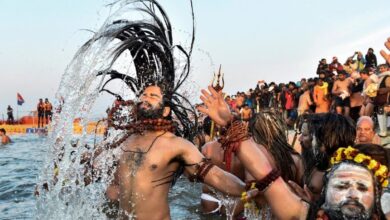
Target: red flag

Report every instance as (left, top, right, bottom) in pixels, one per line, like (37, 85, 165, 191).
(17, 93, 25, 105)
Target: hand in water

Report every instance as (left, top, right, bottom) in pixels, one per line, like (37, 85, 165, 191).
(288, 181, 313, 203)
(380, 37, 390, 64)
(197, 86, 232, 126)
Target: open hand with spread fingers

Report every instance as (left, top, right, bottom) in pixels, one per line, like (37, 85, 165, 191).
(197, 86, 232, 126)
(380, 37, 390, 64)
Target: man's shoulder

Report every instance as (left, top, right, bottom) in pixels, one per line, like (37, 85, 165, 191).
(160, 132, 191, 146)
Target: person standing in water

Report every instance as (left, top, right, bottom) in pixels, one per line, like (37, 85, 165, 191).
(0, 128, 11, 145)
(90, 2, 246, 219)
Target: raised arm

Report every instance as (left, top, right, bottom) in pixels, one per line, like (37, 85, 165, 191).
(380, 37, 390, 64)
(197, 85, 233, 126)
(179, 139, 245, 196)
(237, 139, 307, 219)
(198, 86, 308, 219)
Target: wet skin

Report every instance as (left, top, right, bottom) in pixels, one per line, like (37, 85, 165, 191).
(98, 86, 245, 220)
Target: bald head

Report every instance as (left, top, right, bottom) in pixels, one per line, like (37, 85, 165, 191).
(357, 116, 374, 128)
(356, 116, 375, 144)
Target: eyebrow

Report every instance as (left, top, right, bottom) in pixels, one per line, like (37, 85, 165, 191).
(150, 93, 161, 98)
(356, 182, 369, 187)
(142, 92, 161, 98)
(336, 181, 349, 185)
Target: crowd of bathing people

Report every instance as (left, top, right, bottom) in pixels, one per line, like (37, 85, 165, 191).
(192, 44, 390, 219)
(77, 39, 390, 220)
(34, 2, 390, 218)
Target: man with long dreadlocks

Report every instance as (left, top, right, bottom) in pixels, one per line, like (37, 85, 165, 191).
(201, 109, 304, 219)
(247, 110, 304, 218)
(200, 35, 390, 216)
(88, 1, 247, 219)
(198, 86, 389, 220)
(289, 113, 357, 202)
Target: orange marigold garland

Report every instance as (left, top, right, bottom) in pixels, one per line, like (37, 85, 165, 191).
(330, 146, 389, 188)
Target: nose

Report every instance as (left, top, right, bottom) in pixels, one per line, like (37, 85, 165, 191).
(346, 187, 359, 200)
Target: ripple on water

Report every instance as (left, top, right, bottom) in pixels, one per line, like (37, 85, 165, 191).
(0, 135, 226, 219)
(0, 135, 45, 219)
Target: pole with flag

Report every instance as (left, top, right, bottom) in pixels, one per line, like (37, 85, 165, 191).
(17, 93, 25, 124)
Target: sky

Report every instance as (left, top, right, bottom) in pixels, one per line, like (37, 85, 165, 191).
(1, 0, 390, 118)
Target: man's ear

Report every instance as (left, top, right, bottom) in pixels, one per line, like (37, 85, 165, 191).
(163, 106, 170, 117)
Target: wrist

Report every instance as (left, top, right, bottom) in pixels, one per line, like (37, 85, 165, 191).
(223, 114, 234, 127)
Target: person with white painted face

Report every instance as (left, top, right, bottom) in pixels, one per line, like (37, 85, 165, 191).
(200, 87, 389, 219)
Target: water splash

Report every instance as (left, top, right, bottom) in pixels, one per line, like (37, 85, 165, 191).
(35, 1, 195, 219)
(208, 188, 238, 220)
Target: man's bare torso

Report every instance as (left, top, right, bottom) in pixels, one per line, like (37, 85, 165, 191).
(111, 131, 183, 220)
(333, 79, 352, 94)
(298, 91, 311, 112)
(241, 108, 252, 120)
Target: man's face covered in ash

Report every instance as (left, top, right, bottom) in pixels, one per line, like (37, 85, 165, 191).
(136, 85, 165, 120)
(322, 163, 375, 220)
(299, 122, 328, 170)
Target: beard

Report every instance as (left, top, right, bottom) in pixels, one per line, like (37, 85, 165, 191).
(301, 142, 329, 172)
(301, 144, 317, 171)
(136, 101, 164, 120)
(323, 200, 372, 220)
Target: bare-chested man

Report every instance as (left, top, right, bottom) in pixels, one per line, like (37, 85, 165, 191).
(332, 70, 352, 116)
(359, 69, 376, 116)
(198, 86, 389, 219)
(297, 83, 313, 116)
(94, 85, 245, 220)
(240, 104, 252, 128)
(375, 63, 390, 137)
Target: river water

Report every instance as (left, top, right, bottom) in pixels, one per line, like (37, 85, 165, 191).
(0, 134, 225, 220)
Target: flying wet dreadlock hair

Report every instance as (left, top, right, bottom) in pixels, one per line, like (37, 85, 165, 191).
(250, 110, 302, 184)
(95, 0, 197, 140)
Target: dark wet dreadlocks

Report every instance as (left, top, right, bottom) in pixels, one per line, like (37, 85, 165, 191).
(250, 110, 301, 183)
(299, 113, 356, 176)
(95, 0, 197, 140)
